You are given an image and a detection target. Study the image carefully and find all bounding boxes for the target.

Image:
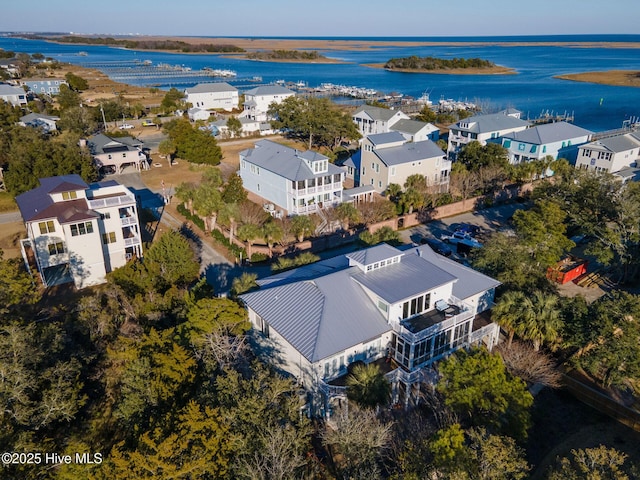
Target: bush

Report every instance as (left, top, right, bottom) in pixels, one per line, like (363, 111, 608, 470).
(250, 253, 269, 263)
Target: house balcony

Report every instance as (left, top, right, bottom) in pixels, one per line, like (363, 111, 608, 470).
(288, 182, 342, 196)
(123, 236, 141, 247)
(120, 216, 137, 226)
(87, 194, 136, 209)
(392, 296, 474, 344)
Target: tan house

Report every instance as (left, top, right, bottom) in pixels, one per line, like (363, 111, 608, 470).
(360, 132, 449, 193)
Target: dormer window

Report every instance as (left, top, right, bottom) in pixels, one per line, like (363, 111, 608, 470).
(62, 191, 78, 200)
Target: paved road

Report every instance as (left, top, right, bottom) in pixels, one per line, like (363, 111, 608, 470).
(0, 211, 22, 224)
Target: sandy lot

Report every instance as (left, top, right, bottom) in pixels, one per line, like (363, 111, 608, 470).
(555, 70, 640, 88)
(0, 221, 26, 259)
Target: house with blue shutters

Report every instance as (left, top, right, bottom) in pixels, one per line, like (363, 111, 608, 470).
(240, 243, 500, 414)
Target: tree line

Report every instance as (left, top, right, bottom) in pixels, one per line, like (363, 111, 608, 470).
(385, 55, 496, 70)
(45, 35, 246, 53)
(247, 50, 327, 60)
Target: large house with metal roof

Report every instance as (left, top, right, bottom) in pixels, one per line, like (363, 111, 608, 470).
(19, 112, 60, 133)
(352, 105, 439, 142)
(360, 131, 450, 193)
(575, 131, 640, 175)
(0, 83, 28, 107)
(185, 82, 239, 112)
(239, 140, 345, 216)
(15, 175, 142, 289)
(86, 133, 148, 174)
(501, 121, 593, 165)
(447, 110, 531, 160)
(242, 85, 295, 122)
(240, 243, 500, 414)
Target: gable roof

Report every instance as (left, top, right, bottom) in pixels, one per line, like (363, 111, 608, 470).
(0, 84, 25, 96)
(367, 131, 406, 146)
(391, 118, 438, 135)
(585, 133, 640, 153)
(241, 244, 499, 363)
(20, 113, 60, 123)
(353, 105, 403, 122)
(374, 139, 445, 167)
(243, 85, 294, 96)
(87, 133, 143, 154)
(186, 82, 238, 94)
(15, 174, 90, 223)
(454, 112, 530, 134)
(240, 140, 342, 181)
(504, 121, 593, 144)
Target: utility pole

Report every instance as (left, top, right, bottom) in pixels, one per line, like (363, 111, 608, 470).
(100, 103, 107, 130)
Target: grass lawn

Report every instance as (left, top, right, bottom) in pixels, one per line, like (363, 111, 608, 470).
(0, 191, 17, 213)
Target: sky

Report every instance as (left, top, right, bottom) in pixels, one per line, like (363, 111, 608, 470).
(3, 0, 640, 37)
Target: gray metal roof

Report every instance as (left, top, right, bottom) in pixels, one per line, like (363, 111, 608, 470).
(353, 105, 401, 122)
(504, 121, 592, 144)
(346, 243, 402, 267)
(374, 139, 445, 167)
(391, 119, 437, 135)
(87, 133, 143, 155)
(16, 174, 89, 223)
(586, 133, 640, 153)
(416, 245, 501, 299)
(186, 82, 237, 94)
(367, 131, 406, 146)
(0, 84, 24, 96)
(241, 140, 341, 181)
(454, 112, 530, 134)
(20, 112, 59, 123)
(243, 85, 295, 96)
(242, 244, 498, 362)
(343, 185, 376, 200)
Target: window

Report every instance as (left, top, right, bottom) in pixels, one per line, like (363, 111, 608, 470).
(371, 162, 375, 169)
(241, 160, 246, 169)
(48, 241, 65, 255)
(452, 321, 470, 348)
(257, 184, 261, 192)
(102, 232, 116, 244)
(38, 220, 55, 234)
(402, 293, 431, 319)
(530, 145, 537, 153)
(62, 191, 77, 200)
(370, 178, 374, 185)
(391, 166, 396, 176)
(70, 221, 94, 236)
(433, 330, 452, 357)
(378, 181, 382, 188)
(518, 143, 525, 151)
(122, 153, 127, 158)
(100, 212, 111, 220)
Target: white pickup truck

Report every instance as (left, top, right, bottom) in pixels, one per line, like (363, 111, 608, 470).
(441, 231, 483, 249)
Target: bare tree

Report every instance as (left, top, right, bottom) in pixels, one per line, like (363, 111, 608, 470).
(497, 341, 562, 388)
(194, 328, 248, 372)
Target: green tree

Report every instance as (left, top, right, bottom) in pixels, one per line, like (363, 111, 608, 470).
(516, 290, 563, 351)
(193, 185, 223, 232)
(56, 83, 81, 110)
(57, 105, 98, 135)
(160, 87, 185, 114)
(158, 138, 176, 168)
(492, 290, 528, 348)
(335, 202, 361, 229)
(290, 215, 315, 242)
(175, 181, 197, 215)
(437, 347, 533, 440)
(64, 72, 89, 91)
(143, 231, 200, 290)
(237, 223, 262, 258)
(0, 250, 39, 319)
(226, 115, 243, 138)
(231, 272, 259, 297)
(346, 363, 391, 409)
(164, 118, 222, 165)
(546, 445, 632, 480)
(222, 173, 248, 204)
(457, 141, 509, 172)
(262, 221, 284, 256)
(416, 105, 437, 122)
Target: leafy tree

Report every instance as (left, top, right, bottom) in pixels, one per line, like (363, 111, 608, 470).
(457, 141, 509, 172)
(346, 363, 391, 409)
(269, 95, 361, 149)
(164, 118, 222, 165)
(143, 230, 200, 290)
(237, 223, 262, 258)
(56, 83, 81, 110)
(262, 221, 284, 256)
(359, 226, 401, 246)
(160, 87, 185, 114)
(231, 272, 258, 296)
(416, 105, 437, 122)
(222, 173, 248, 204)
(335, 202, 361, 229)
(57, 105, 98, 135)
(64, 72, 89, 91)
(0, 250, 40, 319)
(437, 347, 533, 440)
(515, 290, 563, 351)
(192, 184, 223, 232)
(226, 116, 243, 138)
(158, 138, 176, 168)
(546, 445, 633, 480)
(175, 181, 198, 215)
(492, 290, 527, 348)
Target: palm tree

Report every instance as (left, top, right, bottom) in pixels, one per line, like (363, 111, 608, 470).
(492, 290, 527, 348)
(346, 363, 391, 409)
(231, 272, 258, 296)
(175, 182, 197, 216)
(237, 223, 262, 259)
(520, 290, 563, 351)
(262, 221, 284, 257)
(158, 138, 176, 168)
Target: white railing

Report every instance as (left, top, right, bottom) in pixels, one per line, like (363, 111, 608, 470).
(318, 380, 347, 398)
(87, 194, 136, 209)
(289, 183, 342, 196)
(120, 216, 137, 226)
(124, 236, 141, 247)
(469, 323, 499, 345)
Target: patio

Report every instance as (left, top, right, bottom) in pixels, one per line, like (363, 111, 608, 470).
(401, 304, 461, 334)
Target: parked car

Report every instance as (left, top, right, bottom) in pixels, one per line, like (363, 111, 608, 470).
(420, 237, 453, 257)
(455, 224, 481, 237)
(141, 119, 155, 127)
(441, 231, 483, 249)
(119, 123, 134, 130)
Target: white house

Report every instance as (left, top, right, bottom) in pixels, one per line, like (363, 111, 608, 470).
(19, 112, 60, 133)
(86, 134, 148, 174)
(352, 105, 410, 136)
(447, 110, 531, 160)
(187, 107, 212, 122)
(575, 131, 640, 174)
(239, 140, 344, 216)
(240, 243, 500, 413)
(501, 121, 593, 165)
(0, 83, 28, 107)
(242, 85, 295, 122)
(360, 132, 450, 193)
(185, 82, 238, 112)
(390, 118, 440, 143)
(16, 175, 143, 289)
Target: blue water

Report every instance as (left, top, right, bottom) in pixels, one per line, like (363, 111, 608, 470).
(2, 35, 640, 132)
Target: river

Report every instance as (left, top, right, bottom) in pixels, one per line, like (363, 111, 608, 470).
(2, 35, 640, 132)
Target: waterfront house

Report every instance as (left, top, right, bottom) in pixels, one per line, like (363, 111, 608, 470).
(19, 112, 59, 133)
(390, 118, 440, 143)
(239, 140, 344, 216)
(86, 133, 148, 174)
(575, 131, 640, 175)
(352, 105, 409, 136)
(0, 83, 28, 107)
(242, 85, 295, 122)
(447, 110, 531, 160)
(501, 121, 593, 165)
(360, 132, 450, 193)
(240, 243, 500, 414)
(20, 78, 67, 95)
(16, 175, 142, 289)
(187, 107, 212, 122)
(185, 82, 239, 112)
